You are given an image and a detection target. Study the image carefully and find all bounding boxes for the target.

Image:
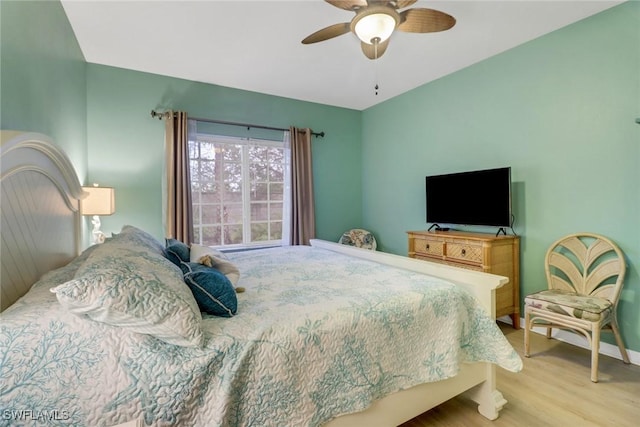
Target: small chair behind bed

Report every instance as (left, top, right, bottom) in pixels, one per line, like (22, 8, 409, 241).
(338, 228, 377, 250)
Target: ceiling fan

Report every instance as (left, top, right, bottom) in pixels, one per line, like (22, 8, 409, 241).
(302, 0, 456, 60)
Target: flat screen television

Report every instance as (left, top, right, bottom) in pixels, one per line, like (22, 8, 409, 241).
(426, 167, 512, 228)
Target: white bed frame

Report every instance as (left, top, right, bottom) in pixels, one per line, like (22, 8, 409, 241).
(0, 131, 510, 426)
(0, 131, 86, 311)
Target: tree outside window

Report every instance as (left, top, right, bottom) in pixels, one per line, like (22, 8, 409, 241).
(189, 134, 285, 248)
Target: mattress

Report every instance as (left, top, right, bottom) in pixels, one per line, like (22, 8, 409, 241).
(0, 243, 521, 427)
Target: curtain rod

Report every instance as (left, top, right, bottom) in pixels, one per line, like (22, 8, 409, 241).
(150, 110, 325, 138)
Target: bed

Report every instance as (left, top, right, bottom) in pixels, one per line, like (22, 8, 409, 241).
(0, 131, 522, 427)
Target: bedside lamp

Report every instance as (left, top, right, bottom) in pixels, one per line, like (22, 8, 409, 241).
(81, 184, 115, 244)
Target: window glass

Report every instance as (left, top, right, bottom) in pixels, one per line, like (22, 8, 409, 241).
(189, 133, 286, 248)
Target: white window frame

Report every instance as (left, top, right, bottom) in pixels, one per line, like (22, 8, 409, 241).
(189, 133, 286, 250)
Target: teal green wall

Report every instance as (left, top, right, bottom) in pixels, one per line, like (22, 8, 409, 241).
(362, 2, 640, 352)
(2, 0, 639, 354)
(86, 65, 362, 243)
(0, 0, 87, 179)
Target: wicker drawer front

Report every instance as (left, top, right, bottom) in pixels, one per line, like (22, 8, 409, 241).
(441, 260, 483, 271)
(414, 239, 444, 256)
(446, 243, 483, 264)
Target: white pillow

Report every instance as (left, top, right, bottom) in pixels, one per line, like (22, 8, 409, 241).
(190, 243, 240, 286)
(51, 225, 203, 348)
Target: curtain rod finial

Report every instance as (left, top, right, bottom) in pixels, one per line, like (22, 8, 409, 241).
(151, 110, 172, 120)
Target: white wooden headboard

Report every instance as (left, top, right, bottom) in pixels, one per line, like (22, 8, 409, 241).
(0, 131, 85, 311)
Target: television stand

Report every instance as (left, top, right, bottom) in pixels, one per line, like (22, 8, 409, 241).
(496, 227, 507, 237)
(407, 230, 520, 328)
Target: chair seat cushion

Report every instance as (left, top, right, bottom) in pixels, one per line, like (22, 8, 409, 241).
(524, 289, 612, 322)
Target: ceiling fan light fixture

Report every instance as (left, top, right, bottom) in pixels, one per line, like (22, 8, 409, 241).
(353, 11, 398, 45)
(302, 2, 455, 61)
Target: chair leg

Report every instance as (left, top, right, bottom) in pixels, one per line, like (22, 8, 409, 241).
(524, 309, 531, 357)
(611, 318, 631, 364)
(591, 328, 600, 383)
(546, 327, 552, 339)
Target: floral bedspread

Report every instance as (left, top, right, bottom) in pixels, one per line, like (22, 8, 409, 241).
(0, 245, 521, 427)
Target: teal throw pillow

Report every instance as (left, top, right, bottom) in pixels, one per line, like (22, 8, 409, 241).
(165, 238, 190, 267)
(181, 262, 237, 317)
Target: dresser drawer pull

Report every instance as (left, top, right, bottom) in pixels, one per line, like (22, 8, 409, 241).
(461, 248, 466, 256)
(426, 244, 430, 250)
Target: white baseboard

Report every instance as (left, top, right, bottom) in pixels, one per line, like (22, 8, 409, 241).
(497, 316, 640, 366)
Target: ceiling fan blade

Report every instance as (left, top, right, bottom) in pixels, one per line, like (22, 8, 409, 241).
(394, 0, 417, 9)
(397, 8, 456, 33)
(325, 0, 368, 11)
(301, 22, 351, 44)
(361, 39, 390, 60)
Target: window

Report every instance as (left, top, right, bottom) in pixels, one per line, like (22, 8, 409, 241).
(189, 133, 287, 248)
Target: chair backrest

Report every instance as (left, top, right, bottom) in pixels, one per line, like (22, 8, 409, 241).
(338, 229, 377, 250)
(545, 233, 626, 304)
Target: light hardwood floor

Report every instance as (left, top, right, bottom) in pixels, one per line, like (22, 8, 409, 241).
(401, 324, 640, 427)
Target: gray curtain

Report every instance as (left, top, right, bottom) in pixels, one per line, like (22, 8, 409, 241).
(165, 111, 193, 244)
(289, 127, 315, 245)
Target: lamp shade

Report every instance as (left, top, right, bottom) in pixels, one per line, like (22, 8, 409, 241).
(80, 186, 115, 216)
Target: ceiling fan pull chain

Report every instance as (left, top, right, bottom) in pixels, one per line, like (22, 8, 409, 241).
(374, 39, 380, 95)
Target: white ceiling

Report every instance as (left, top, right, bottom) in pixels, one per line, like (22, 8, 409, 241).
(61, 0, 625, 111)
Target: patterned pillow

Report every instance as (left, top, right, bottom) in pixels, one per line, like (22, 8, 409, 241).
(51, 225, 204, 347)
(116, 224, 166, 254)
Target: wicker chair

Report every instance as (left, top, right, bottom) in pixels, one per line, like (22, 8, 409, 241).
(524, 233, 630, 382)
(338, 229, 377, 250)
